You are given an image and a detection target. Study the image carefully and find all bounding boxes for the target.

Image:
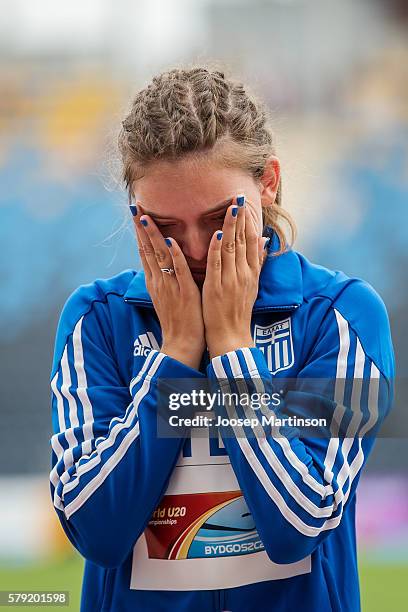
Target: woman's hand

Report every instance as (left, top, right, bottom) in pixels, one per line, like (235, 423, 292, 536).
(202, 196, 268, 359)
(134, 210, 206, 370)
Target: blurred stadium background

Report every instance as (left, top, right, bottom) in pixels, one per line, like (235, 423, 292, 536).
(0, 0, 407, 610)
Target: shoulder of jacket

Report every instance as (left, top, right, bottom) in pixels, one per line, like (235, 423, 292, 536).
(51, 269, 137, 379)
(332, 279, 394, 378)
(297, 251, 388, 316)
(296, 252, 393, 372)
(329, 277, 392, 346)
(59, 268, 136, 331)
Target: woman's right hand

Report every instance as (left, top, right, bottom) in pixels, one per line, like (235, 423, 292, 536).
(133, 207, 206, 370)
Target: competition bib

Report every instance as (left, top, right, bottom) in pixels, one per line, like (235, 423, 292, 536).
(130, 430, 311, 590)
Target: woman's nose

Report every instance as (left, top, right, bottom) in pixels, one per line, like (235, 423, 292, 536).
(180, 228, 209, 262)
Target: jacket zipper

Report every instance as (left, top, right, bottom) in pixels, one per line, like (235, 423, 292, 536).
(252, 304, 300, 313)
(124, 297, 301, 313)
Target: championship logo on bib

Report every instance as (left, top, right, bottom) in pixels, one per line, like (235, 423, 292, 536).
(145, 493, 265, 560)
(254, 318, 294, 374)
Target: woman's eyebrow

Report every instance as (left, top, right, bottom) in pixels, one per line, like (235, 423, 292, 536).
(142, 198, 234, 220)
(206, 198, 234, 214)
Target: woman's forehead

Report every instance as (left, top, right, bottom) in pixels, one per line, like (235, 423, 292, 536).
(133, 162, 257, 218)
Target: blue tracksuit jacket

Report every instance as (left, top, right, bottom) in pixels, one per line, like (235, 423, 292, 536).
(49, 227, 394, 611)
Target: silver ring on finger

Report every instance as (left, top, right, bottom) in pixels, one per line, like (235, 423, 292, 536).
(160, 267, 175, 275)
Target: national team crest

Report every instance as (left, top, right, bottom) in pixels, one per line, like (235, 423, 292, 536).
(254, 317, 294, 374)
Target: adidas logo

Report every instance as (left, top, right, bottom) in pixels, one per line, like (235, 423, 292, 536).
(133, 331, 160, 357)
(133, 344, 151, 357)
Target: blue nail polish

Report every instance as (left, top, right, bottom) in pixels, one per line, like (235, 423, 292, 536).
(129, 204, 137, 216)
(236, 195, 245, 207)
(140, 218, 148, 227)
(264, 237, 270, 249)
(217, 231, 223, 240)
(165, 238, 172, 247)
(231, 206, 238, 217)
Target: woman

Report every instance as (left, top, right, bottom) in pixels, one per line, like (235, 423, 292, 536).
(49, 66, 394, 611)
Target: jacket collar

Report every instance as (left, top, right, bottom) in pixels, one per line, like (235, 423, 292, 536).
(123, 226, 303, 312)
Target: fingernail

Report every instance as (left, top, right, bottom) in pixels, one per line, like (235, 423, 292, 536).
(236, 195, 245, 207)
(140, 218, 148, 227)
(129, 204, 137, 216)
(217, 231, 223, 240)
(165, 238, 172, 247)
(264, 237, 270, 249)
(231, 206, 238, 217)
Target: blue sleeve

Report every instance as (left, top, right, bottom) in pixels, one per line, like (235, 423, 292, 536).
(206, 282, 395, 564)
(49, 287, 205, 569)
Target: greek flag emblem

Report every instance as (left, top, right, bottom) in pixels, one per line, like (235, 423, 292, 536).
(254, 317, 294, 374)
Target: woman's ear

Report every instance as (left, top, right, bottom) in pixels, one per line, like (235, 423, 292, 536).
(259, 156, 280, 209)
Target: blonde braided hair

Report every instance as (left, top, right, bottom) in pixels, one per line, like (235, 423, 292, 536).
(118, 65, 296, 255)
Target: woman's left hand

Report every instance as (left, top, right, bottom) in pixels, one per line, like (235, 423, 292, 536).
(202, 196, 269, 359)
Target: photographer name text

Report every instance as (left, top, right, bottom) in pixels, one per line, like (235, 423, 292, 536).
(168, 414, 327, 428)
